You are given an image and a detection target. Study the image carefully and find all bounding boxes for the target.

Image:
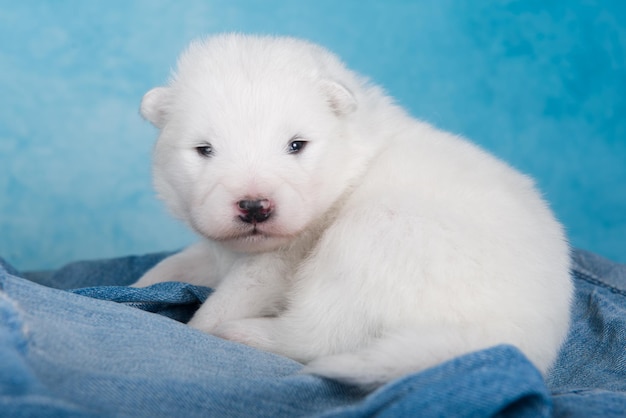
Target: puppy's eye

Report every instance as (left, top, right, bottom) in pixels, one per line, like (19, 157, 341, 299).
(287, 138, 308, 154)
(195, 144, 213, 158)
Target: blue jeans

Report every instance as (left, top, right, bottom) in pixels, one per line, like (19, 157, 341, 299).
(1, 249, 625, 417)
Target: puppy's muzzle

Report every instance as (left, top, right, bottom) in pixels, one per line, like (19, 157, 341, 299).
(237, 199, 273, 224)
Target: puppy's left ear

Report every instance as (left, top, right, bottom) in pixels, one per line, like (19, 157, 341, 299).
(140, 87, 172, 129)
(320, 80, 357, 117)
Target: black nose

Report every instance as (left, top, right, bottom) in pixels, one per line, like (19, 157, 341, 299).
(237, 199, 272, 223)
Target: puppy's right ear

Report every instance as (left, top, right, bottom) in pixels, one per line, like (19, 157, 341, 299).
(140, 87, 172, 129)
(320, 80, 357, 117)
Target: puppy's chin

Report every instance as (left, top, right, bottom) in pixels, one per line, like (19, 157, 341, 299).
(220, 233, 292, 253)
(190, 221, 296, 253)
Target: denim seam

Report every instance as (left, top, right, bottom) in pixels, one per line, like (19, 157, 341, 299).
(572, 267, 626, 297)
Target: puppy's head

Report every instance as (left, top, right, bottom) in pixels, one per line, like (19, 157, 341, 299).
(141, 35, 365, 253)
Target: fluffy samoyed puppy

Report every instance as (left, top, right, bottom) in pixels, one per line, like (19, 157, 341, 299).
(134, 34, 572, 388)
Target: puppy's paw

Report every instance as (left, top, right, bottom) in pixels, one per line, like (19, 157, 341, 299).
(187, 314, 221, 334)
(302, 353, 385, 390)
(302, 353, 359, 378)
(212, 318, 274, 350)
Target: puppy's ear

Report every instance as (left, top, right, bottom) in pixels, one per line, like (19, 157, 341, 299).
(320, 80, 357, 117)
(140, 87, 172, 129)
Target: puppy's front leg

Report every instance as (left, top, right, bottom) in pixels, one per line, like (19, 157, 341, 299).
(187, 253, 289, 334)
(131, 241, 234, 288)
(212, 316, 314, 363)
(212, 317, 280, 353)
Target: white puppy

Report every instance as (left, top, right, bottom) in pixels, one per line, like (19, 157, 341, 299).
(134, 34, 572, 388)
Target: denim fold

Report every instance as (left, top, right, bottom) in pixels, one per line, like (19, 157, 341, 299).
(1, 249, 624, 417)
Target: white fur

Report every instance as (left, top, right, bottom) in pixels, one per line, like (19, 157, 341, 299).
(133, 34, 573, 389)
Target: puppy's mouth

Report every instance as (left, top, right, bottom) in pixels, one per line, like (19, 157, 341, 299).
(188, 214, 296, 252)
(217, 223, 275, 241)
(240, 225, 265, 238)
(212, 223, 296, 253)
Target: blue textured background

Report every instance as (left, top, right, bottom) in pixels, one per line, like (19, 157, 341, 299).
(1, 1, 624, 270)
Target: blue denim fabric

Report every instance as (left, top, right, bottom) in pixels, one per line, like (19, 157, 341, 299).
(547, 250, 626, 417)
(0, 249, 625, 417)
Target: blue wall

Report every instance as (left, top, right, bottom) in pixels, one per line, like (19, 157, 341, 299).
(1, 0, 624, 270)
